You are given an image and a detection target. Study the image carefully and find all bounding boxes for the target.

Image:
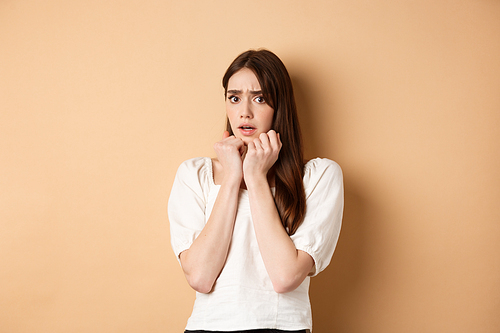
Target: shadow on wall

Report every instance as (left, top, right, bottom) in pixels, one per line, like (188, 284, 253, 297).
(309, 187, 367, 332)
(293, 75, 368, 332)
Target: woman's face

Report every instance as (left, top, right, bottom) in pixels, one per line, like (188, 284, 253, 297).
(226, 68, 274, 145)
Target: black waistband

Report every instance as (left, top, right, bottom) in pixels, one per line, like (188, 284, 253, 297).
(185, 329, 307, 333)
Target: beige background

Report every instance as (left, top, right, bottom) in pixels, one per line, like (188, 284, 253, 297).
(1, 1, 499, 332)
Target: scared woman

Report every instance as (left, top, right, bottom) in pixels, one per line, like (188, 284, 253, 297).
(168, 49, 343, 333)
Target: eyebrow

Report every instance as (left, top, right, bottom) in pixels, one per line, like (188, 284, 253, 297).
(227, 89, 262, 95)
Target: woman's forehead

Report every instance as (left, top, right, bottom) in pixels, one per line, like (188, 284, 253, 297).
(227, 68, 261, 91)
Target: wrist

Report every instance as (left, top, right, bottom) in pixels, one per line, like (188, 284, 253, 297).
(244, 172, 268, 188)
(222, 172, 243, 187)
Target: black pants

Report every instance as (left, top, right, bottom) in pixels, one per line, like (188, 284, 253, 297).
(185, 330, 307, 333)
(184, 329, 306, 333)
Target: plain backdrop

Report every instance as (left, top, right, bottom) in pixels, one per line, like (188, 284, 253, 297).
(1, 1, 499, 332)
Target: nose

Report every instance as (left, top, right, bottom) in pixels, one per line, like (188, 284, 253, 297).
(240, 99, 253, 119)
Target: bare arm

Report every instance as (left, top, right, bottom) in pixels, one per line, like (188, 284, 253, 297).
(179, 132, 244, 293)
(244, 131, 314, 293)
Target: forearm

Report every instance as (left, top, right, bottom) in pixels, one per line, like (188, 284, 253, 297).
(180, 177, 240, 293)
(246, 175, 313, 293)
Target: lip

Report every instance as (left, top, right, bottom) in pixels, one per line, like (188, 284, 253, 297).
(238, 123, 257, 136)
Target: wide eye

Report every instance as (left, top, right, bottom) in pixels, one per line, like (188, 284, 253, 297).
(228, 95, 240, 103)
(255, 96, 265, 104)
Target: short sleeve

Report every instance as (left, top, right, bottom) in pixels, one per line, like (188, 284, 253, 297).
(290, 158, 344, 277)
(168, 157, 211, 261)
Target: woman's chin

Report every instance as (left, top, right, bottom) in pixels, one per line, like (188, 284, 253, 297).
(233, 133, 252, 145)
(235, 132, 266, 145)
(240, 136, 258, 146)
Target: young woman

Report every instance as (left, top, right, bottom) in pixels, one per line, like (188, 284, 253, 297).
(168, 49, 343, 333)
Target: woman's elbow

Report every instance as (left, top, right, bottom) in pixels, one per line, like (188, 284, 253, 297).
(185, 274, 214, 294)
(271, 275, 302, 294)
(180, 253, 215, 293)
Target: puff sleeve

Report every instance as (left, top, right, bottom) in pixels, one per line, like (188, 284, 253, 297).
(290, 158, 344, 277)
(168, 157, 211, 260)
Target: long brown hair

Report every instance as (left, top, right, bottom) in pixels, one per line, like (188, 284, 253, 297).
(222, 49, 306, 235)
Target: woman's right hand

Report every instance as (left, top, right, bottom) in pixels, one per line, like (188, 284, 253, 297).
(213, 131, 245, 183)
(181, 131, 245, 293)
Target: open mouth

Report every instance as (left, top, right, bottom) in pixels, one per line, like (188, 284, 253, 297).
(238, 124, 257, 135)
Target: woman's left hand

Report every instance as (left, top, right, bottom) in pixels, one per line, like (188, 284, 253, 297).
(243, 130, 282, 183)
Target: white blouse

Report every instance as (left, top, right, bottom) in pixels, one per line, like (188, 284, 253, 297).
(168, 157, 343, 331)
